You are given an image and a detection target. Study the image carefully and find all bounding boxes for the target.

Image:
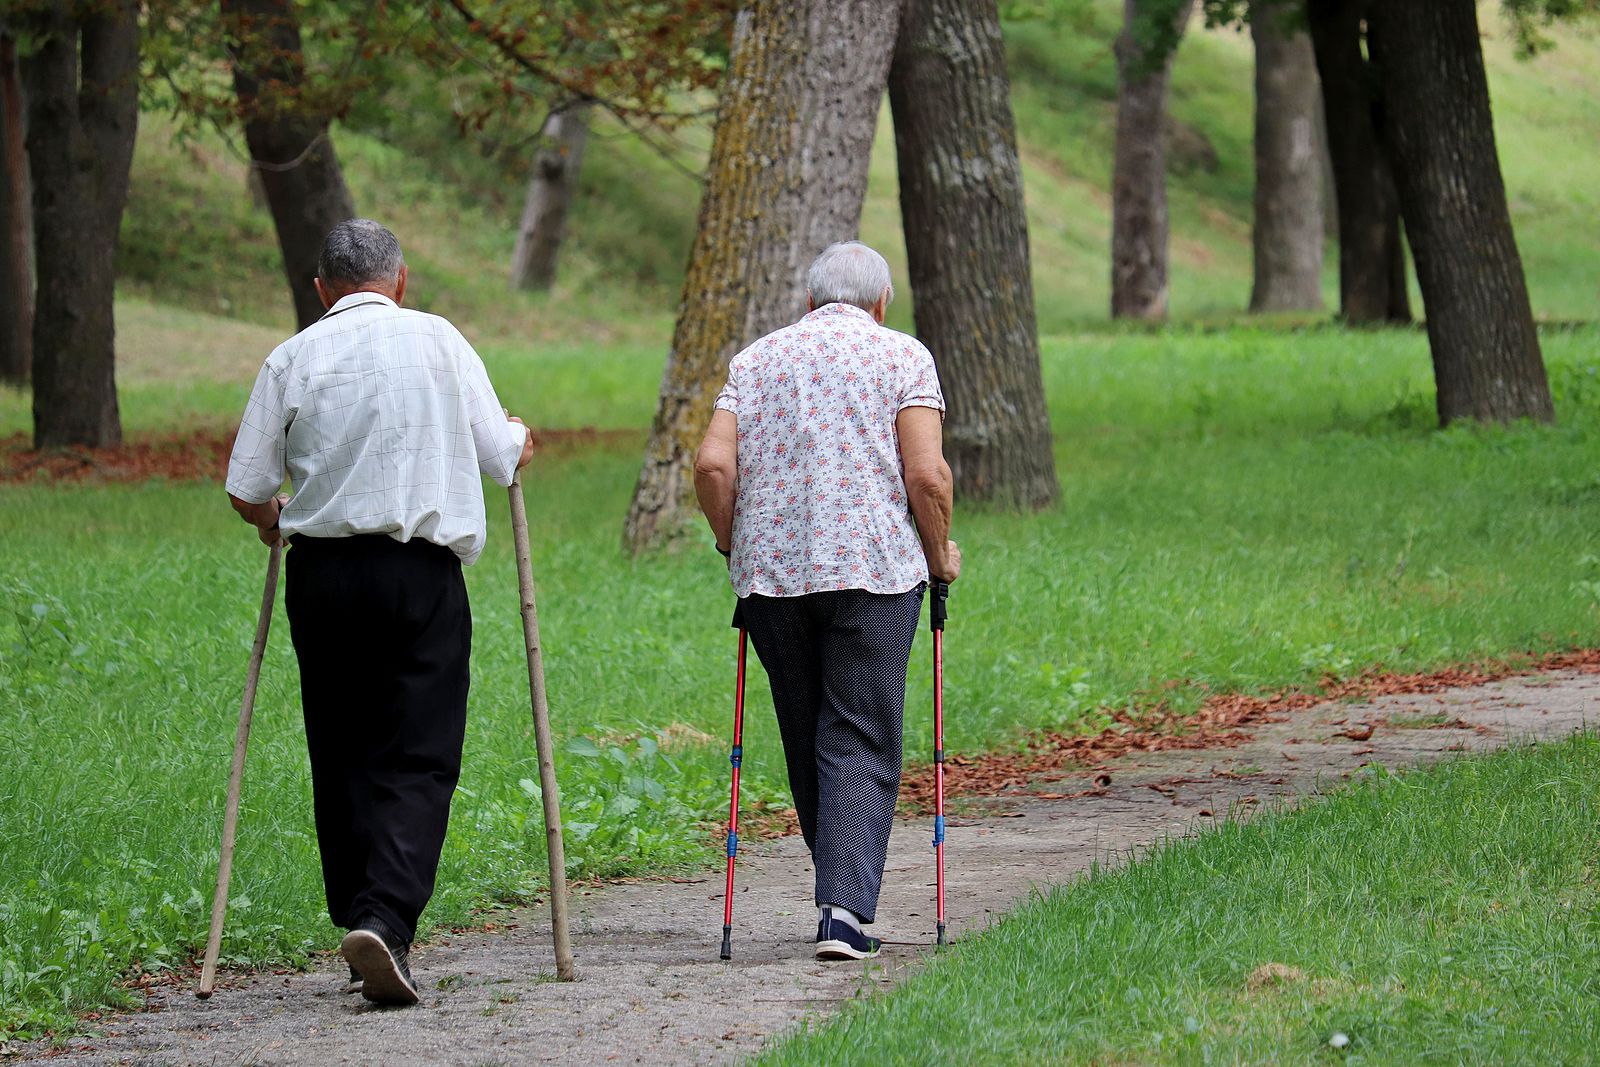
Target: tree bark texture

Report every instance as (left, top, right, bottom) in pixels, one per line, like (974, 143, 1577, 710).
(509, 102, 590, 292)
(223, 0, 356, 331)
(889, 0, 1058, 509)
(1306, 0, 1409, 323)
(622, 0, 902, 553)
(1111, 0, 1195, 320)
(1249, 5, 1323, 312)
(23, 0, 138, 447)
(1368, 0, 1551, 425)
(1, 30, 33, 385)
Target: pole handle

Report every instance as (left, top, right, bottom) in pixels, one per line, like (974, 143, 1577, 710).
(731, 597, 746, 630)
(929, 579, 949, 632)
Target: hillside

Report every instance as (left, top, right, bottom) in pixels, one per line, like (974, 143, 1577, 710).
(113, 3, 1599, 351)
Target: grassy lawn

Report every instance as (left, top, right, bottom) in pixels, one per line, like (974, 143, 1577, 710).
(760, 733, 1600, 1066)
(4, 322, 1600, 1038)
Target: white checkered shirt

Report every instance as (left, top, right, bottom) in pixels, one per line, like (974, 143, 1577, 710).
(225, 292, 526, 565)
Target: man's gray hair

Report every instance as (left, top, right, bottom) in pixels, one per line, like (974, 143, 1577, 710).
(806, 241, 894, 312)
(317, 219, 404, 287)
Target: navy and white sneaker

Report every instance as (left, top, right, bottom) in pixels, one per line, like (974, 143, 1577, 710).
(815, 907, 881, 960)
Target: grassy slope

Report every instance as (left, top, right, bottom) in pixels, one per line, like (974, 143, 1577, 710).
(106, 5, 1600, 350)
(761, 734, 1600, 1066)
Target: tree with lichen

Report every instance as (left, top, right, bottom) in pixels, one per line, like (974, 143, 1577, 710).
(622, 0, 903, 553)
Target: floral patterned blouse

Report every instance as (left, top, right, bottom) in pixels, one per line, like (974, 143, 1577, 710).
(713, 302, 945, 598)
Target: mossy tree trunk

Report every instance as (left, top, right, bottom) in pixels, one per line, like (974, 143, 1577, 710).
(509, 102, 590, 293)
(1368, 0, 1551, 425)
(889, 0, 1058, 509)
(0, 28, 32, 386)
(1111, 0, 1195, 320)
(622, 0, 902, 553)
(1306, 0, 1410, 323)
(223, 0, 356, 331)
(22, 0, 138, 448)
(1249, 2, 1324, 313)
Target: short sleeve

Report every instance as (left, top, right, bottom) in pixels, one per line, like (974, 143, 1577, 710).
(713, 357, 740, 415)
(898, 341, 945, 415)
(455, 327, 525, 488)
(225, 359, 289, 503)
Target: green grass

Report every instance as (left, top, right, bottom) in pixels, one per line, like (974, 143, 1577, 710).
(6, 323, 1600, 1038)
(760, 733, 1600, 1065)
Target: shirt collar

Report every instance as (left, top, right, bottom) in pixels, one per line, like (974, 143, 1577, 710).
(802, 302, 875, 324)
(319, 290, 399, 320)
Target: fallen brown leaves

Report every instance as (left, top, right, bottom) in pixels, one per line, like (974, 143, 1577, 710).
(901, 650, 1600, 806)
(0, 427, 638, 485)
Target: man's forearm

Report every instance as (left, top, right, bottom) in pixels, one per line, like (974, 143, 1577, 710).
(230, 493, 281, 534)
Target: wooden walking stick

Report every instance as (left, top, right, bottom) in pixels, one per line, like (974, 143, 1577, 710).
(508, 471, 577, 981)
(197, 542, 281, 999)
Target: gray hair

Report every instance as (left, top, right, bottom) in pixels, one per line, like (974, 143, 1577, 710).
(806, 241, 894, 312)
(317, 219, 404, 288)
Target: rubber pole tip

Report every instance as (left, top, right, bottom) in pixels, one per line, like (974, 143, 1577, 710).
(720, 926, 733, 961)
(936, 923, 948, 947)
(195, 989, 213, 1000)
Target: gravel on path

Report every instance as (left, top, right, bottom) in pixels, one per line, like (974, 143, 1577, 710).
(19, 669, 1597, 1066)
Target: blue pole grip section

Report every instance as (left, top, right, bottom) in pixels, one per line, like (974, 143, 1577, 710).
(932, 815, 945, 847)
(729, 744, 742, 768)
(726, 830, 738, 857)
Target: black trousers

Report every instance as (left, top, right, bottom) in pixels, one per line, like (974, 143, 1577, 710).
(284, 534, 471, 943)
(740, 585, 923, 924)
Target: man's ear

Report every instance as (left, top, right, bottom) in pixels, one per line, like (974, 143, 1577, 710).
(806, 289, 816, 313)
(393, 264, 408, 307)
(872, 289, 889, 324)
(314, 277, 335, 310)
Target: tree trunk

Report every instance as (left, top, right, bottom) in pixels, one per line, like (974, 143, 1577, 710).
(622, 0, 902, 553)
(509, 102, 590, 292)
(1249, 4, 1323, 312)
(0, 29, 33, 385)
(1368, 0, 1550, 425)
(23, 0, 138, 448)
(1306, 0, 1410, 323)
(223, 0, 356, 331)
(1111, 0, 1195, 320)
(889, 0, 1058, 509)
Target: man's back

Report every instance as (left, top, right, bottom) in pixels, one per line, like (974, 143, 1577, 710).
(226, 292, 523, 564)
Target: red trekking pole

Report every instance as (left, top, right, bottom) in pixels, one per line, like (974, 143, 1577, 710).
(930, 579, 950, 947)
(720, 602, 749, 960)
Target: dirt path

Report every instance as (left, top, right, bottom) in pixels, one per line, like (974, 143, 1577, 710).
(21, 669, 1598, 1066)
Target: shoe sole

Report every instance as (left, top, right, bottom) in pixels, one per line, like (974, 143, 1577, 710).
(339, 929, 420, 1006)
(815, 938, 879, 961)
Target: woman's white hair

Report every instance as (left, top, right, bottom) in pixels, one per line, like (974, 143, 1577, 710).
(806, 241, 894, 312)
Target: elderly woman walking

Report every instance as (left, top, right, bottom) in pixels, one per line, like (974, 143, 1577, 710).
(694, 241, 961, 960)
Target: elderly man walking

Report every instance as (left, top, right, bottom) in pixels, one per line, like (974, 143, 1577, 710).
(694, 241, 961, 960)
(225, 219, 534, 1005)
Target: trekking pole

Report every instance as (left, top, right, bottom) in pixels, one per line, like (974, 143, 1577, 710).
(508, 472, 577, 982)
(197, 542, 281, 999)
(930, 579, 950, 948)
(719, 601, 748, 961)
